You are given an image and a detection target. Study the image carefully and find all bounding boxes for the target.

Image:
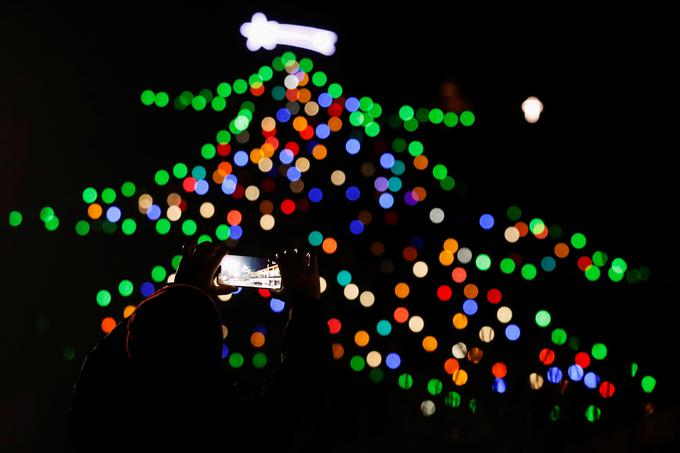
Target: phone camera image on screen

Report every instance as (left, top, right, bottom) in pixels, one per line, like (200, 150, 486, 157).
(217, 254, 282, 290)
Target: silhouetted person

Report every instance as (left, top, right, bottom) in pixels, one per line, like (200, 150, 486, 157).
(68, 242, 332, 452)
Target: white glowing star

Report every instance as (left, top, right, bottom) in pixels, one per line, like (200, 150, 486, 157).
(240, 12, 338, 56)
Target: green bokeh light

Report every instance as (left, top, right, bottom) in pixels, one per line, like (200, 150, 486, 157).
(440, 176, 455, 191)
(500, 258, 516, 274)
(521, 263, 537, 280)
(641, 376, 656, 393)
(507, 205, 522, 221)
(156, 219, 171, 235)
(45, 216, 59, 231)
(201, 144, 216, 160)
(399, 105, 414, 121)
(359, 96, 373, 112)
(365, 122, 380, 137)
(369, 368, 384, 383)
(121, 218, 136, 235)
(398, 373, 413, 390)
(550, 405, 561, 421)
(591, 343, 607, 360)
(312, 71, 327, 87)
(151, 265, 167, 283)
(191, 95, 207, 111)
(118, 280, 134, 297)
(216, 224, 230, 241)
(392, 138, 407, 153)
(253, 352, 268, 369)
(40, 206, 55, 222)
(535, 310, 551, 327)
(297, 58, 312, 73)
(96, 289, 111, 307)
(593, 251, 608, 267)
(216, 130, 231, 144)
(154, 92, 169, 107)
(443, 112, 458, 127)
(140, 90, 155, 106)
(216, 82, 232, 97)
(408, 141, 424, 157)
(551, 328, 567, 345)
(229, 352, 244, 368)
(75, 220, 90, 236)
(233, 79, 248, 94)
(445, 391, 461, 408)
(350, 355, 365, 371)
(571, 233, 587, 249)
(173, 162, 188, 179)
(404, 118, 418, 131)
(328, 83, 343, 98)
(585, 265, 601, 281)
(9, 211, 23, 227)
(427, 378, 443, 396)
(82, 187, 98, 203)
(432, 164, 447, 180)
(585, 405, 601, 423)
(211, 97, 226, 112)
(101, 188, 116, 204)
(428, 108, 444, 124)
(475, 254, 491, 271)
(121, 181, 136, 197)
(182, 219, 197, 236)
(460, 111, 475, 126)
(155, 170, 170, 186)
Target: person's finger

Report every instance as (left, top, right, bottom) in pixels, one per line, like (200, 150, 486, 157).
(182, 239, 199, 257)
(308, 251, 318, 274)
(214, 283, 237, 295)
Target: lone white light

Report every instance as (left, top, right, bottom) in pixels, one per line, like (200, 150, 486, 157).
(240, 12, 338, 56)
(522, 96, 544, 123)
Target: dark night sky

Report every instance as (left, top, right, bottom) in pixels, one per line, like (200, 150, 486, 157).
(1, 2, 677, 451)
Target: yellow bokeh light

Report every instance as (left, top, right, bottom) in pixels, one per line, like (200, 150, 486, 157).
(443, 238, 459, 253)
(123, 305, 136, 318)
(359, 291, 375, 307)
(504, 226, 520, 243)
(366, 351, 382, 367)
(452, 313, 468, 330)
(408, 315, 424, 333)
(295, 157, 311, 172)
(167, 205, 182, 222)
(260, 214, 275, 231)
(245, 185, 260, 201)
(394, 282, 410, 299)
(497, 306, 513, 323)
(330, 169, 346, 186)
(452, 369, 468, 386)
(439, 250, 454, 266)
(412, 261, 428, 278)
(344, 283, 359, 300)
(422, 335, 438, 352)
(199, 202, 215, 219)
(354, 330, 370, 347)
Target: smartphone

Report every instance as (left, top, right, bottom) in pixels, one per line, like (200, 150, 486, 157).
(217, 254, 281, 290)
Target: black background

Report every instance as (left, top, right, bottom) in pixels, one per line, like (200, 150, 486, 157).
(1, 2, 677, 451)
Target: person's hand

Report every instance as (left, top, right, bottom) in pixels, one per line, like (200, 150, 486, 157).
(273, 248, 320, 303)
(173, 240, 237, 302)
